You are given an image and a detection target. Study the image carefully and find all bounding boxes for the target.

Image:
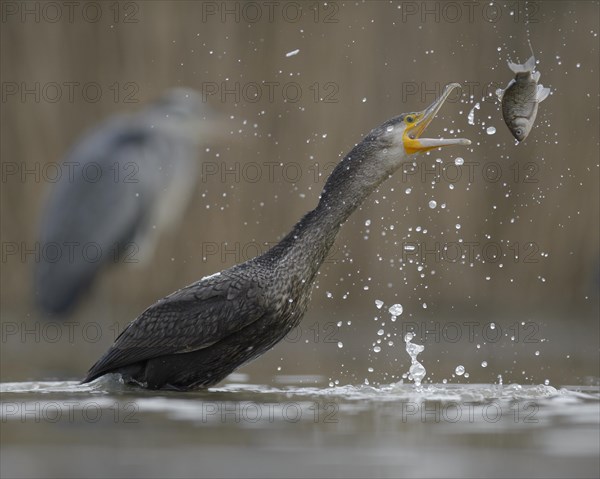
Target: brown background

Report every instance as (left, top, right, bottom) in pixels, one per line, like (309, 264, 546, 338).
(1, 1, 598, 385)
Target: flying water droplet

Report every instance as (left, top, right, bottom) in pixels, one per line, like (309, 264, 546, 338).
(404, 333, 426, 388)
(467, 102, 480, 125)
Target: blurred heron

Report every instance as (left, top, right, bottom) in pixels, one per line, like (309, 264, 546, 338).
(82, 84, 471, 390)
(35, 88, 219, 316)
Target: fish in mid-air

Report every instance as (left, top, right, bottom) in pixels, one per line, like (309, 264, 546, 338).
(497, 55, 550, 142)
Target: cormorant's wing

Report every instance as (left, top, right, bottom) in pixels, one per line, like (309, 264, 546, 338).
(83, 270, 268, 382)
(35, 117, 163, 314)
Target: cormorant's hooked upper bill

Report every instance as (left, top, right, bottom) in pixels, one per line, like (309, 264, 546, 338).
(402, 83, 471, 155)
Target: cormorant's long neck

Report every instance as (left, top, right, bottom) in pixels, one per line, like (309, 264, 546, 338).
(267, 138, 398, 284)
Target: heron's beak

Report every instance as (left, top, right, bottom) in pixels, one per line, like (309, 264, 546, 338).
(403, 83, 471, 155)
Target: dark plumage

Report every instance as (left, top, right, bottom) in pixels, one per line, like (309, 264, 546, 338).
(82, 85, 470, 390)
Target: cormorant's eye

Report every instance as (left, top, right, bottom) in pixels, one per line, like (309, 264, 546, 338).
(405, 115, 415, 124)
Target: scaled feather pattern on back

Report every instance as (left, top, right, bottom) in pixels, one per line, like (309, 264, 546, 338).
(84, 267, 269, 382)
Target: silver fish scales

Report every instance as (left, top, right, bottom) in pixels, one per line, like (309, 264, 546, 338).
(498, 55, 550, 142)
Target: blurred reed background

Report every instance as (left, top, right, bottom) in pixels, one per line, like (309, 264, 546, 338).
(1, 1, 598, 385)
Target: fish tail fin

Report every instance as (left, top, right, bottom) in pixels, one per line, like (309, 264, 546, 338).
(532, 71, 541, 83)
(536, 85, 551, 103)
(508, 55, 536, 73)
(525, 55, 536, 71)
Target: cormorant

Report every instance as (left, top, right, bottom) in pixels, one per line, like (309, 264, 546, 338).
(82, 83, 470, 390)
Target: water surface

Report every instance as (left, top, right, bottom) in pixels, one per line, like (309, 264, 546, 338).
(1, 377, 598, 478)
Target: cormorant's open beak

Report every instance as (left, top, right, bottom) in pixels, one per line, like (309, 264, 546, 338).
(403, 83, 471, 155)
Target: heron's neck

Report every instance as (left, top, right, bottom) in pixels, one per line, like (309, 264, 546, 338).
(267, 141, 397, 283)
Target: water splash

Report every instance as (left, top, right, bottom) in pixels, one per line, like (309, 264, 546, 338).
(467, 102, 480, 125)
(404, 332, 426, 388)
